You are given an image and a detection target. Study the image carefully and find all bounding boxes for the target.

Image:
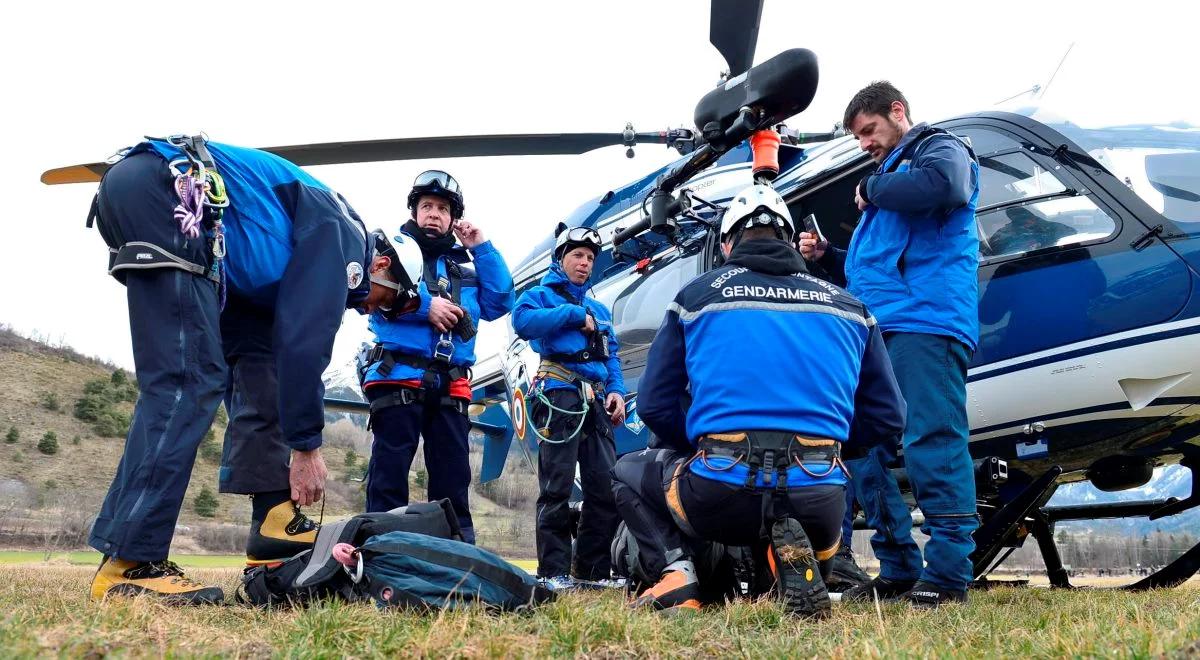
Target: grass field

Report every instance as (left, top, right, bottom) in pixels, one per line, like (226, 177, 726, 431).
(0, 564, 1197, 658)
(0, 551, 540, 572)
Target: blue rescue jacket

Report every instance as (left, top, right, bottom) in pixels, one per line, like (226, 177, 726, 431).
(822, 124, 980, 350)
(638, 239, 905, 489)
(133, 138, 373, 452)
(362, 231, 514, 386)
(511, 263, 626, 396)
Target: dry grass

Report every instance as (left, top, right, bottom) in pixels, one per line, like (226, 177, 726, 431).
(0, 564, 1196, 658)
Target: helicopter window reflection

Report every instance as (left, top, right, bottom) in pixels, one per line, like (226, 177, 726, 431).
(976, 152, 1067, 209)
(978, 196, 1117, 259)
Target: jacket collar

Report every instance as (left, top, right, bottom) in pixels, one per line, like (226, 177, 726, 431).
(725, 239, 809, 276)
(541, 262, 589, 300)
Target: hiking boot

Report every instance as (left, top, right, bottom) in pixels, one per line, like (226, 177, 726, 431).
(825, 544, 871, 592)
(538, 575, 579, 592)
(629, 569, 701, 612)
(245, 500, 318, 565)
(91, 557, 224, 605)
(904, 580, 967, 609)
(767, 518, 831, 619)
(841, 575, 917, 603)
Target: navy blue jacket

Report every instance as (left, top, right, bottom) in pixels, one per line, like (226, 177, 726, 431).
(362, 233, 514, 386)
(639, 239, 905, 488)
(820, 124, 980, 350)
(511, 263, 626, 396)
(136, 139, 371, 451)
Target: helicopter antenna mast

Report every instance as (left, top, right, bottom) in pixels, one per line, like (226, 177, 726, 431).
(1039, 42, 1075, 100)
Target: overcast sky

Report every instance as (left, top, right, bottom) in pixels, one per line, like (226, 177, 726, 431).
(2, 0, 1193, 372)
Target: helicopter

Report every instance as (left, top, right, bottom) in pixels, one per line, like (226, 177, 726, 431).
(40, 1, 1200, 591)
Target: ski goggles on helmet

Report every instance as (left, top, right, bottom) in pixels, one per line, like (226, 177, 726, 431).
(413, 170, 461, 195)
(554, 226, 603, 259)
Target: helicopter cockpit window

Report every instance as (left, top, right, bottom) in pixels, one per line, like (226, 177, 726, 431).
(976, 152, 1067, 209)
(977, 196, 1117, 259)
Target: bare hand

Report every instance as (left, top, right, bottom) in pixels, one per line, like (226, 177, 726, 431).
(428, 296, 465, 333)
(290, 448, 327, 507)
(605, 392, 626, 425)
(453, 220, 485, 249)
(581, 313, 596, 334)
(855, 188, 868, 211)
(797, 231, 828, 261)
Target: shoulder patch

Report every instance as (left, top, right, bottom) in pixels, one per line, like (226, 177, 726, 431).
(346, 262, 364, 289)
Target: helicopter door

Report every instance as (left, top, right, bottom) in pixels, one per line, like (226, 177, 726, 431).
(942, 117, 1192, 368)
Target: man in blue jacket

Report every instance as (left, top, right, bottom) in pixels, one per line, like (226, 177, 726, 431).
(800, 81, 981, 607)
(86, 136, 419, 604)
(358, 170, 514, 544)
(611, 184, 905, 616)
(512, 224, 627, 591)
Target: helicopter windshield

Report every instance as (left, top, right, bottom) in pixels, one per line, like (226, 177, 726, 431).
(1008, 105, 1200, 226)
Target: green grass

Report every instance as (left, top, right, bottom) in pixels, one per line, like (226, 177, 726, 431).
(0, 551, 248, 568)
(0, 551, 540, 573)
(0, 565, 1197, 657)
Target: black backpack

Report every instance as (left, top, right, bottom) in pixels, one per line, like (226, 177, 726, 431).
(238, 500, 462, 607)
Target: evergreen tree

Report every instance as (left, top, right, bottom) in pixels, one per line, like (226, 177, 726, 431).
(194, 486, 219, 518)
(37, 431, 59, 455)
(4, 427, 17, 444)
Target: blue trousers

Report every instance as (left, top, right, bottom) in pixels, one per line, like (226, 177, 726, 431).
(847, 332, 979, 591)
(89, 152, 228, 561)
(365, 386, 475, 543)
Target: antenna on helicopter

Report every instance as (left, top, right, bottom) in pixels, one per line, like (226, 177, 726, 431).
(1039, 42, 1075, 100)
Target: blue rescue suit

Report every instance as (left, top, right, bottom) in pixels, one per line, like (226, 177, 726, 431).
(512, 263, 626, 580)
(360, 228, 514, 543)
(611, 239, 905, 580)
(819, 123, 982, 591)
(89, 141, 373, 561)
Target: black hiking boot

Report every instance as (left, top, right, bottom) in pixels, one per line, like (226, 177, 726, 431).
(825, 544, 871, 592)
(841, 575, 917, 603)
(767, 518, 831, 619)
(904, 579, 968, 609)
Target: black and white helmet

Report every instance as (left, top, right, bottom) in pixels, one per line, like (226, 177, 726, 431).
(720, 184, 794, 242)
(553, 223, 602, 261)
(369, 228, 424, 317)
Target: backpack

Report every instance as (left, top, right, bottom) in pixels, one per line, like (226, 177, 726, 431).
(357, 531, 555, 612)
(238, 499, 462, 607)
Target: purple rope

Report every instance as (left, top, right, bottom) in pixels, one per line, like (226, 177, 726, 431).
(173, 169, 205, 239)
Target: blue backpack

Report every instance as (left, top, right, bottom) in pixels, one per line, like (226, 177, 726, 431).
(357, 531, 554, 611)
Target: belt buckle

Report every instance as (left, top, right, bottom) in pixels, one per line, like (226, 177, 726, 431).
(367, 344, 385, 363)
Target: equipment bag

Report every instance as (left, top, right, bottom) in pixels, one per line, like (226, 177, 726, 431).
(238, 500, 462, 607)
(358, 531, 554, 611)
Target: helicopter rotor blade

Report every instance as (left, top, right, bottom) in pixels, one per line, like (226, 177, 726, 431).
(709, 0, 764, 77)
(40, 131, 680, 185)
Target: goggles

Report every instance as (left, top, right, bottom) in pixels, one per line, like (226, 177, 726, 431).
(562, 227, 601, 244)
(413, 170, 461, 195)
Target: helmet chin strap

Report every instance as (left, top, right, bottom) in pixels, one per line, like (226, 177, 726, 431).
(370, 274, 400, 291)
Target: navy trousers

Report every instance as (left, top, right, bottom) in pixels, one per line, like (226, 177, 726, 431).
(365, 385, 475, 543)
(218, 299, 291, 494)
(89, 152, 227, 561)
(847, 332, 979, 591)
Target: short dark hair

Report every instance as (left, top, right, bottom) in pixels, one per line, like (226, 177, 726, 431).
(843, 81, 910, 131)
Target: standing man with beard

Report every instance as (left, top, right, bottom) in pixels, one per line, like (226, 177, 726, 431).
(800, 81, 981, 607)
(358, 170, 514, 544)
